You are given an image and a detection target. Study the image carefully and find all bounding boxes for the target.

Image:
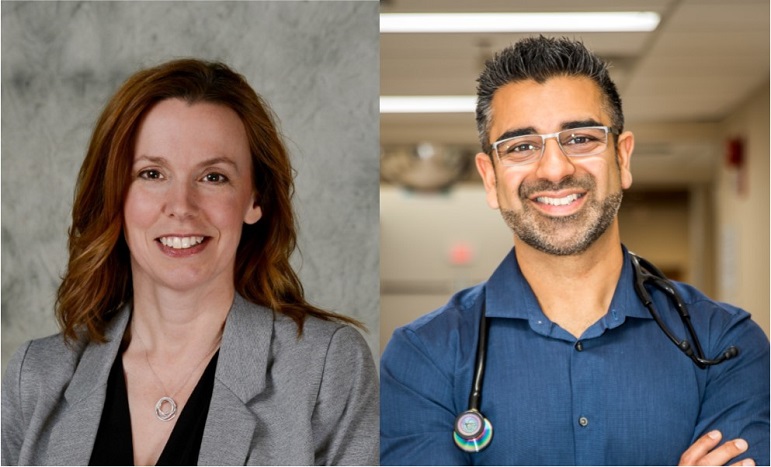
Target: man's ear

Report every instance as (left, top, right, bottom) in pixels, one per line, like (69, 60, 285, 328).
(475, 152, 500, 209)
(616, 131, 634, 189)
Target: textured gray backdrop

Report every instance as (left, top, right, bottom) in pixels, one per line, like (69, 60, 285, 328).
(1, 1, 380, 373)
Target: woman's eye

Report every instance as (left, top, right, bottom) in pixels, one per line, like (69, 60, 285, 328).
(203, 173, 229, 183)
(138, 169, 163, 180)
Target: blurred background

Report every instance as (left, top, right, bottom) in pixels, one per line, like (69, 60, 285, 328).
(379, 0, 770, 353)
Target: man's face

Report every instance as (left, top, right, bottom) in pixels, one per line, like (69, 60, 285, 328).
(475, 76, 634, 256)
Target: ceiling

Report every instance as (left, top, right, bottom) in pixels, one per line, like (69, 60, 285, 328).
(380, 0, 770, 188)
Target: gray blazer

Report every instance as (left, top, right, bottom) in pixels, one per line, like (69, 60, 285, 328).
(1, 295, 379, 465)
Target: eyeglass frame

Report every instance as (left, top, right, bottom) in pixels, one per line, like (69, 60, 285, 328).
(491, 125, 620, 167)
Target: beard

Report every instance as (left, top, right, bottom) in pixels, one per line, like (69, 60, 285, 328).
(500, 174, 623, 256)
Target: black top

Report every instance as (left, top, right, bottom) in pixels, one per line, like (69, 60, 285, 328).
(89, 350, 219, 466)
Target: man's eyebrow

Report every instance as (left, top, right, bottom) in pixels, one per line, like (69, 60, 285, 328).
(561, 119, 605, 130)
(494, 127, 538, 143)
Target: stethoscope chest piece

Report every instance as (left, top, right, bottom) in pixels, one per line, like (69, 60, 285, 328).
(453, 409, 493, 452)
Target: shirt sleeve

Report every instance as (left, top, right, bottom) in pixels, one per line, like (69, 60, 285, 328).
(1, 341, 32, 466)
(312, 325, 379, 466)
(692, 306, 770, 465)
(380, 326, 470, 466)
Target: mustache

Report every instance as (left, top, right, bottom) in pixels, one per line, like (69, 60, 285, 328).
(518, 175, 596, 199)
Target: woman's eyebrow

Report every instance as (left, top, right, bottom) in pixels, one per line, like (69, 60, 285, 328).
(133, 155, 241, 173)
(133, 155, 167, 165)
(197, 156, 241, 173)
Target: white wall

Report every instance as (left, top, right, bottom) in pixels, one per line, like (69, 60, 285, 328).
(380, 185, 512, 352)
(619, 195, 690, 281)
(715, 81, 770, 336)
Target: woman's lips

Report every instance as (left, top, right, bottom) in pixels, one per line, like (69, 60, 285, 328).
(156, 236, 209, 256)
(158, 235, 205, 249)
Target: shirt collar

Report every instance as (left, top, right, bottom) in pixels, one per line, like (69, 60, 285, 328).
(484, 245, 652, 325)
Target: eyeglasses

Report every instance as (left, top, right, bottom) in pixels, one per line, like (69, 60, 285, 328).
(492, 126, 618, 166)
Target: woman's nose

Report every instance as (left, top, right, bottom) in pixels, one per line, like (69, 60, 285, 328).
(162, 182, 198, 219)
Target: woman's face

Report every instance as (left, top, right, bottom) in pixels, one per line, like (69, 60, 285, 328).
(123, 98, 262, 295)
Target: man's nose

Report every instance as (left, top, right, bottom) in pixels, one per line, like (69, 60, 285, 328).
(534, 137, 576, 183)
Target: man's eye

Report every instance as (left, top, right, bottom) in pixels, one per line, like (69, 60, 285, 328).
(508, 143, 536, 153)
(565, 135, 597, 145)
(138, 169, 163, 180)
(503, 141, 539, 155)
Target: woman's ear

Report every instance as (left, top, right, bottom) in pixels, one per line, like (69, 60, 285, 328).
(244, 193, 262, 225)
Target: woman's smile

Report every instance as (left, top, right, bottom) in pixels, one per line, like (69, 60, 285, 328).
(156, 235, 210, 257)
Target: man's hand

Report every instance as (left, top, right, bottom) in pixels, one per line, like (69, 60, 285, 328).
(679, 431, 755, 466)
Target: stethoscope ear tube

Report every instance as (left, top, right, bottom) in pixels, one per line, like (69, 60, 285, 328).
(630, 252, 740, 369)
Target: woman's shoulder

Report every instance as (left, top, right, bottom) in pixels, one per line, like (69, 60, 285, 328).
(232, 294, 364, 346)
(5, 306, 129, 385)
(229, 295, 373, 371)
(4, 332, 85, 382)
(270, 311, 376, 395)
(273, 309, 369, 352)
(1, 332, 87, 435)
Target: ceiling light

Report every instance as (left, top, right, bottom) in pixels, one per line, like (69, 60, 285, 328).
(380, 96, 477, 114)
(380, 12, 660, 33)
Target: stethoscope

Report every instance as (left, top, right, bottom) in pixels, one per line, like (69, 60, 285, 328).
(453, 253, 740, 453)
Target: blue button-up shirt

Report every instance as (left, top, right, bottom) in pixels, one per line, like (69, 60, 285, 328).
(381, 247, 770, 465)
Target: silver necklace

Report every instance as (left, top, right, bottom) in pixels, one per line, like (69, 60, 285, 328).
(133, 328, 221, 422)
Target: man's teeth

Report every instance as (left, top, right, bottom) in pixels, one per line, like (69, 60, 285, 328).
(536, 193, 582, 206)
(159, 236, 205, 249)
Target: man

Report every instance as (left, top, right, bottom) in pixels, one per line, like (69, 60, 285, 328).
(380, 36, 769, 466)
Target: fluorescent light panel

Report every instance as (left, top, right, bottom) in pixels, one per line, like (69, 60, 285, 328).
(380, 12, 660, 33)
(380, 96, 476, 114)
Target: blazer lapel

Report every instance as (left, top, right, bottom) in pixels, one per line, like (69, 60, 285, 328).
(198, 295, 273, 466)
(45, 308, 130, 465)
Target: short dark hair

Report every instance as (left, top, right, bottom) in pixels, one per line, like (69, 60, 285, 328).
(475, 36, 624, 155)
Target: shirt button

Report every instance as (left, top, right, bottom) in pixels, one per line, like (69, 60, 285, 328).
(575, 341, 583, 351)
(578, 416, 589, 427)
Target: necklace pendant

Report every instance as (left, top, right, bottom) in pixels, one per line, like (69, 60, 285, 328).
(155, 396, 177, 422)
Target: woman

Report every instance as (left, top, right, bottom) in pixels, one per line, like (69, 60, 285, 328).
(1, 59, 378, 465)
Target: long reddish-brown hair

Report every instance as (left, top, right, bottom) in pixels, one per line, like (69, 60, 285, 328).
(56, 58, 362, 342)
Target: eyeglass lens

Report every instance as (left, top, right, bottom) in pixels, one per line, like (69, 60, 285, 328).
(495, 127, 610, 165)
